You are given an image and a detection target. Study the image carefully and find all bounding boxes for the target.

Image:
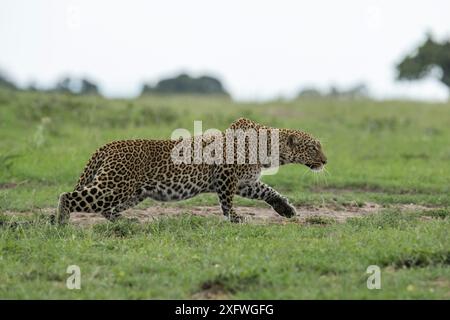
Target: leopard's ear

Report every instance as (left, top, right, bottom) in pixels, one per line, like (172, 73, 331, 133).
(287, 134, 300, 147)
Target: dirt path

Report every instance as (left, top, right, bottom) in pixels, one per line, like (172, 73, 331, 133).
(3, 202, 433, 226)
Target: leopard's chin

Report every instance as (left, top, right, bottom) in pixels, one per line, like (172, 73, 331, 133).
(311, 165, 324, 172)
(306, 163, 324, 172)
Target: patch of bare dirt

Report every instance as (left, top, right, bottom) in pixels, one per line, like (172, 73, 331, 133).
(1, 202, 436, 227)
(191, 282, 231, 300)
(69, 203, 383, 226)
(311, 185, 426, 195)
(0, 182, 17, 190)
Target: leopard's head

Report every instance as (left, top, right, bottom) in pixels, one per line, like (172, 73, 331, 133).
(280, 130, 327, 171)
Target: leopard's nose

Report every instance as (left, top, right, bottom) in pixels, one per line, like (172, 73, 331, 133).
(322, 156, 327, 165)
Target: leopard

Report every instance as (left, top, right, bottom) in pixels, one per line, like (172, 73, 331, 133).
(54, 118, 327, 224)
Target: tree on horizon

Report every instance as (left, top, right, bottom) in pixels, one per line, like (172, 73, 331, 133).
(396, 34, 450, 92)
(141, 73, 229, 96)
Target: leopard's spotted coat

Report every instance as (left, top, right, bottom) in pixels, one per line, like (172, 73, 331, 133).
(55, 118, 327, 223)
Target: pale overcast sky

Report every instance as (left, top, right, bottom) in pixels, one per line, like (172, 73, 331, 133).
(0, 0, 449, 101)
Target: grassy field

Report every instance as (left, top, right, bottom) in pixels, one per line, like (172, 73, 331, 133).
(0, 89, 449, 299)
(0, 210, 449, 299)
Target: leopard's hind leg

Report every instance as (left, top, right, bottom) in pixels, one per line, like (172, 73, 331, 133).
(54, 187, 102, 224)
(54, 146, 106, 224)
(54, 184, 145, 224)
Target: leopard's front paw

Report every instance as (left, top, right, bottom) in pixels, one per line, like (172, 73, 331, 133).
(271, 199, 297, 218)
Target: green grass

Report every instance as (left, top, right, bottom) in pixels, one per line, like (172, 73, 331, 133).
(0, 210, 448, 299)
(1, 90, 450, 211)
(1, 89, 449, 299)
